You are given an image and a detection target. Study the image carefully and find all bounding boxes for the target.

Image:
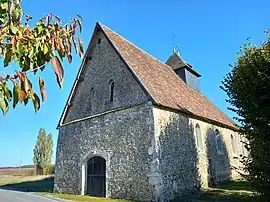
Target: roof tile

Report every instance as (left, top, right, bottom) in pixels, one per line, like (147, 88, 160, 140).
(99, 23, 236, 129)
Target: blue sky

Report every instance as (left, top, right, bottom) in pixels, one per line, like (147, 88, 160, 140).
(0, 0, 269, 167)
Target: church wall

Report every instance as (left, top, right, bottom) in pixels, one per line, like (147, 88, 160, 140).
(151, 107, 244, 200)
(188, 118, 244, 185)
(54, 103, 156, 201)
(63, 29, 149, 124)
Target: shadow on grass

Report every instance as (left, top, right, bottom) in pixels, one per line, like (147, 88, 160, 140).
(172, 180, 261, 202)
(197, 189, 260, 202)
(0, 177, 54, 193)
(216, 179, 253, 191)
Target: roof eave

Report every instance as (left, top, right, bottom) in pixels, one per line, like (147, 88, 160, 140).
(153, 103, 239, 131)
(176, 65, 201, 77)
(56, 22, 101, 129)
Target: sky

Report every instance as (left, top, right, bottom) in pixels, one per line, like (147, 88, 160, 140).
(0, 0, 269, 167)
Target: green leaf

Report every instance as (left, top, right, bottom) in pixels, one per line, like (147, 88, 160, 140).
(24, 97, 28, 106)
(42, 43, 49, 54)
(1, 2, 8, 9)
(2, 83, 11, 101)
(17, 40, 24, 55)
(0, 97, 8, 115)
(31, 93, 40, 112)
(29, 47, 35, 59)
(4, 49, 12, 67)
(37, 24, 45, 34)
(37, 51, 45, 67)
(10, 22, 18, 34)
(44, 53, 51, 63)
(0, 88, 8, 115)
(35, 41, 40, 51)
(12, 9, 20, 21)
(12, 85, 18, 109)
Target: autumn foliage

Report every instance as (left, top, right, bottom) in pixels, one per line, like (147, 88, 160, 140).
(0, 0, 84, 114)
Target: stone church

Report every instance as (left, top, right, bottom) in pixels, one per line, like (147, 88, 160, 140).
(54, 22, 246, 201)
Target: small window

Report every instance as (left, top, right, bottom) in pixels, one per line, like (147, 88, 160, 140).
(215, 129, 223, 154)
(195, 124, 203, 151)
(231, 134, 237, 154)
(240, 136, 245, 155)
(109, 80, 114, 102)
(90, 88, 97, 111)
(240, 136, 248, 156)
(98, 38, 101, 44)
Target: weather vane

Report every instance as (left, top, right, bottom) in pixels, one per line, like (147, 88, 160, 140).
(172, 33, 180, 55)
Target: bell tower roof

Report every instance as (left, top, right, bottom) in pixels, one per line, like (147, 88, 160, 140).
(166, 51, 201, 77)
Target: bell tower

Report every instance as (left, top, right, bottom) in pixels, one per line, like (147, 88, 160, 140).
(166, 50, 201, 91)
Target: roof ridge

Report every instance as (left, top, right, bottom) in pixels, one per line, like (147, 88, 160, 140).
(99, 24, 206, 96)
(101, 23, 237, 129)
(99, 23, 236, 129)
(98, 23, 172, 70)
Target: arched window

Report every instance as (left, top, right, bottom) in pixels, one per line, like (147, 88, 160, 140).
(109, 80, 114, 102)
(231, 134, 236, 154)
(90, 88, 97, 111)
(215, 129, 223, 154)
(195, 124, 203, 151)
(240, 136, 245, 155)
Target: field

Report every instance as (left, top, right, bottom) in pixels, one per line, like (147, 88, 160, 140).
(0, 167, 34, 176)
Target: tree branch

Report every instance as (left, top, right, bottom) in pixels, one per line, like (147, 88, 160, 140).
(0, 61, 50, 83)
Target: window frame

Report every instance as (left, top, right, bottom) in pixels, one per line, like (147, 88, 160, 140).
(231, 134, 237, 156)
(109, 80, 114, 103)
(194, 123, 204, 153)
(215, 129, 224, 155)
(90, 87, 97, 112)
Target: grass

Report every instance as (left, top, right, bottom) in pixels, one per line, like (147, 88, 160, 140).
(41, 193, 133, 202)
(0, 176, 262, 202)
(0, 175, 54, 192)
(190, 179, 261, 202)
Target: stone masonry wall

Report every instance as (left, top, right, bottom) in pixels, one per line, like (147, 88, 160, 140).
(151, 107, 245, 200)
(54, 103, 156, 201)
(64, 28, 149, 123)
(188, 118, 244, 185)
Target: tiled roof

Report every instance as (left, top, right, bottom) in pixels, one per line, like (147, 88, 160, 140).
(98, 23, 237, 130)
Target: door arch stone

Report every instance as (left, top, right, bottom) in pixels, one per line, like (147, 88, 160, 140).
(87, 156, 106, 197)
(80, 150, 110, 197)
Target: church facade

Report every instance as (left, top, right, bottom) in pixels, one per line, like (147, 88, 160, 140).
(54, 22, 246, 201)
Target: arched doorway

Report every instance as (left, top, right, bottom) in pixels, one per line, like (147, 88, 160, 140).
(87, 156, 106, 197)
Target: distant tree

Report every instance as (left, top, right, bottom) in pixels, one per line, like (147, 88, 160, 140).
(33, 128, 53, 175)
(0, 0, 84, 115)
(221, 31, 270, 200)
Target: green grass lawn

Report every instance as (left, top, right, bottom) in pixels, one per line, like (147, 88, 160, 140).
(41, 193, 133, 202)
(0, 175, 54, 192)
(189, 180, 261, 202)
(0, 176, 262, 202)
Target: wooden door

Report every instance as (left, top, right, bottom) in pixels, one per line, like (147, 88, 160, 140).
(87, 156, 106, 197)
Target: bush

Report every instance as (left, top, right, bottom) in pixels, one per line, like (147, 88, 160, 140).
(221, 32, 270, 200)
(46, 165, 55, 175)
